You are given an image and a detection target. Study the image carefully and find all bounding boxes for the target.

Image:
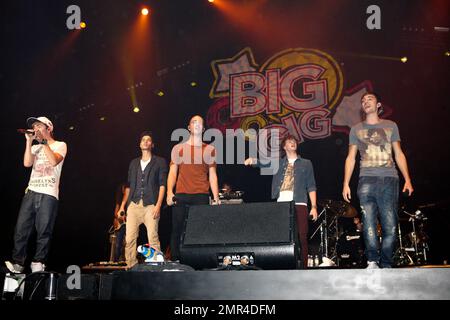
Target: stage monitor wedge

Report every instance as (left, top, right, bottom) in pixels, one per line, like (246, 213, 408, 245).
(180, 202, 299, 270)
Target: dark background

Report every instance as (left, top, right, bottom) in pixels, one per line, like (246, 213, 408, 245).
(1, 0, 449, 272)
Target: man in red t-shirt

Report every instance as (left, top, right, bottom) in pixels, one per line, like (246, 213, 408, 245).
(166, 115, 220, 261)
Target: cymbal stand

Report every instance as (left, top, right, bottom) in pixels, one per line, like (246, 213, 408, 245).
(310, 206, 328, 261)
(403, 210, 429, 264)
(327, 214, 339, 262)
(394, 222, 414, 266)
(410, 216, 419, 256)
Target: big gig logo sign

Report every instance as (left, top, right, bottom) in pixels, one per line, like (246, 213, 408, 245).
(207, 47, 391, 142)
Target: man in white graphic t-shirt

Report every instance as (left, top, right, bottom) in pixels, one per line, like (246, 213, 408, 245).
(5, 116, 67, 273)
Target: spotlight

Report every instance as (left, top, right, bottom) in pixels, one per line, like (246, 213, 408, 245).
(80, 22, 86, 29)
(190, 81, 197, 87)
(100, 117, 106, 121)
(141, 8, 149, 16)
(133, 106, 140, 113)
(434, 26, 449, 33)
(208, 0, 215, 3)
(157, 90, 164, 97)
(400, 57, 408, 63)
(69, 126, 75, 131)
(445, 51, 450, 57)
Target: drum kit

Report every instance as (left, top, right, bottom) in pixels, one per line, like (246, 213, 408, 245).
(310, 200, 430, 268)
(393, 207, 430, 266)
(310, 199, 362, 267)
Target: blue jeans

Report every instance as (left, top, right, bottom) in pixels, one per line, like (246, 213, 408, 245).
(357, 176, 399, 268)
(12, 189, 59, 265)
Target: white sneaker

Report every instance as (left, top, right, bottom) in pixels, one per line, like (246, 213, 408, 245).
(5, 261, 25, 273)
(30, 262, 46, 273)
(366, 261, 379, 269)
(319, 257, 337, 267)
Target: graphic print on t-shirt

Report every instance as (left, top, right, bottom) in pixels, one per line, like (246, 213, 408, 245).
(280, 163, 294, 192)
(30, 147, 56, 188)
(356, 128, 394, 168)
(28, 141, 67, 199)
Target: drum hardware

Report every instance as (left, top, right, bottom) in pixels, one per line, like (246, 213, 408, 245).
(311, 200, 364, 268)
(394, 221, 414, 266)
(219, 190, 244, 205)
(318, 199, 358, 218)
(310, 200, 359, 267)
(394, 208, 430, 266)
(219, 190, 244, 200)
(336, 229, 366, 268)
(309, 205, 331, 265)
(404, 209, 429, 265)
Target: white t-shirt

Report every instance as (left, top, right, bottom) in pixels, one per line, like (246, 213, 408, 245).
(140, 158, 151, 171)
(277, 158, 307, 206)
(28, 141, 67, 200)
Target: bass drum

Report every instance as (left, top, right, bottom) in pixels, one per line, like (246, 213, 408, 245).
(336, 231, 366, 268)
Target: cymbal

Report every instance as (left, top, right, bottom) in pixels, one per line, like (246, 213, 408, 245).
(318, 199, 358, 218)
(318, 199, 336, 208)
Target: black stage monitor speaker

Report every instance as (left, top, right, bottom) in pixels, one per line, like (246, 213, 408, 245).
(57, 274, 100, 300)
(180, 202, 299, 270)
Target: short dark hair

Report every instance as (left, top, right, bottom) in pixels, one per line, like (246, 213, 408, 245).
(139, 131, 153, 142)
(189, 115, 205, 126)
(361, 91, 381, 103)
(281, 134, 299, 148)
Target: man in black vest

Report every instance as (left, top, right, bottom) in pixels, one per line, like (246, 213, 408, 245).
(118, 131, 168, 268)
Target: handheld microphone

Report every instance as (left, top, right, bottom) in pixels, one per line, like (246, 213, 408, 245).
(17, 129, 34, 134)
(402, 191, 410, 198)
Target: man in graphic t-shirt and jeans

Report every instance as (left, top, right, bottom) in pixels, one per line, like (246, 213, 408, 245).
(6, 116, 67, 273)
(342, 92, 414, 269)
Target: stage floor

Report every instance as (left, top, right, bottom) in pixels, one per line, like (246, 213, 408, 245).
(55, 264, 450, 300)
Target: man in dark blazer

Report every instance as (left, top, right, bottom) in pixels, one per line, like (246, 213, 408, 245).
(118, 131, 168, 267)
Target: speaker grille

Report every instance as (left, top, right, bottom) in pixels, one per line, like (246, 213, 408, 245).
(183, 202, 293, 245)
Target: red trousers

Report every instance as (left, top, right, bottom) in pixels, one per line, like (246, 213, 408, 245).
(295, 205, 309, 268)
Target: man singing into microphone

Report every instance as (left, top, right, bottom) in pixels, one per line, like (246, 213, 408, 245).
(5, 117, 67, 273)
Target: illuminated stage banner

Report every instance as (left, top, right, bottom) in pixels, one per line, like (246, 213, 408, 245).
(207, 47, 392, 142)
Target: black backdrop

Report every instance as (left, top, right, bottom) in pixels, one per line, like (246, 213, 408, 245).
(1, 0, 449, 271)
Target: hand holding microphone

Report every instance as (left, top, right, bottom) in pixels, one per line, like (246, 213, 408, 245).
(17, 129, 35, 135)
(18, 128, 36, 142)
